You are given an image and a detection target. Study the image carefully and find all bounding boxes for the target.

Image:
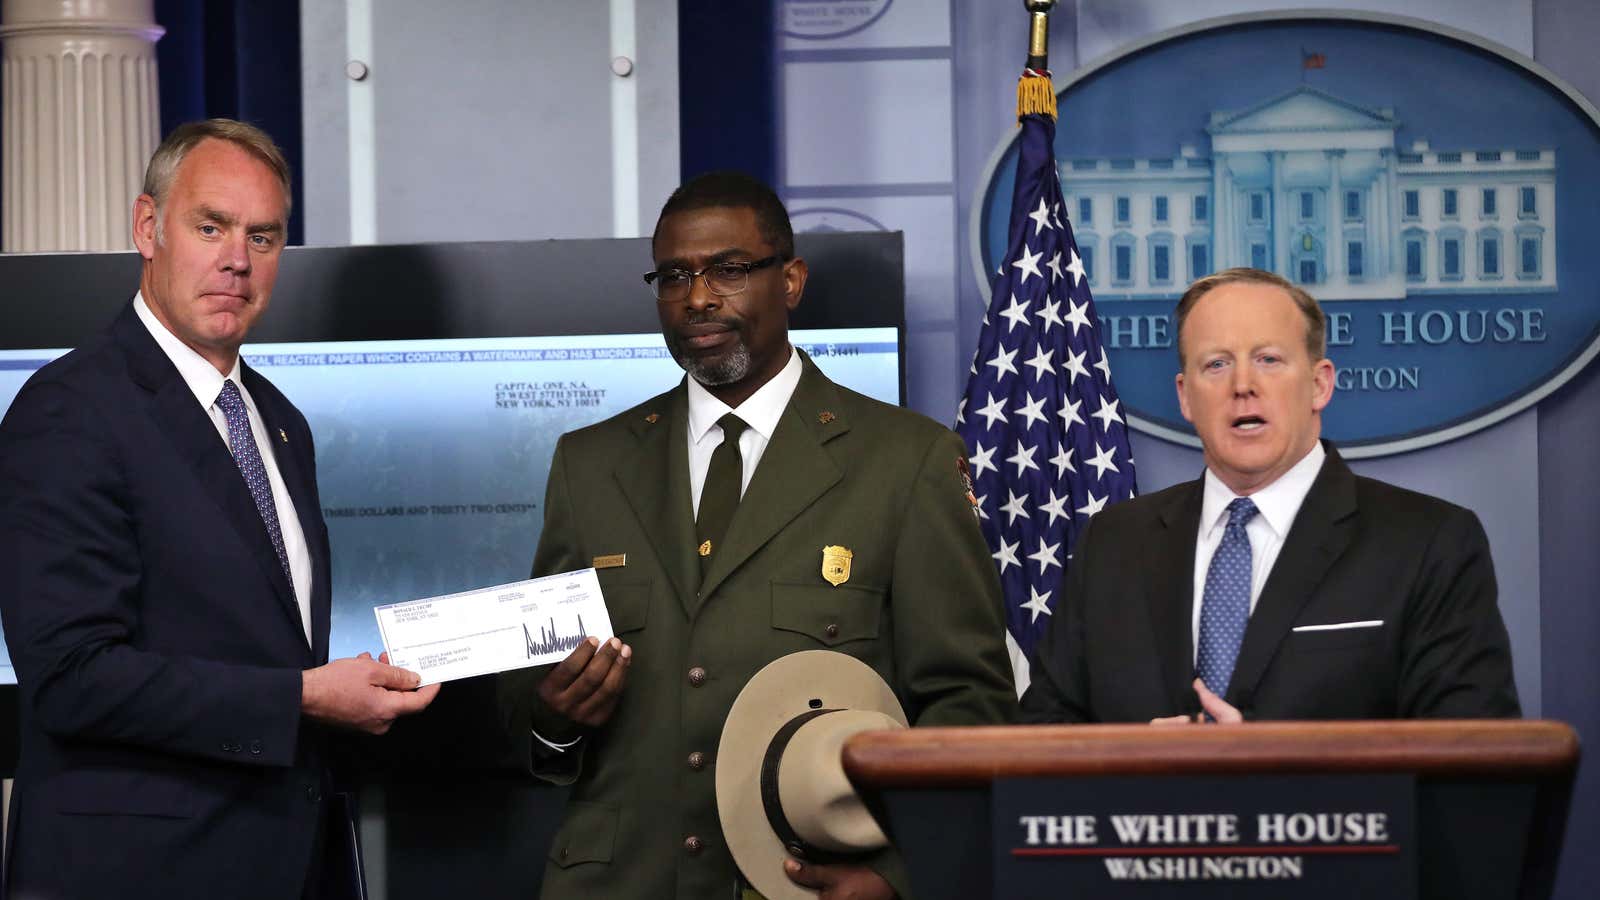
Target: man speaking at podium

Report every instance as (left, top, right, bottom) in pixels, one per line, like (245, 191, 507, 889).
(499, 172, 1017, 899)
(1020, 267, 1520, 725)
(0, 120, 437, 899)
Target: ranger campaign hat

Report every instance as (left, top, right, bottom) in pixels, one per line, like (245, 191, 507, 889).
(715, 650, 908, 899)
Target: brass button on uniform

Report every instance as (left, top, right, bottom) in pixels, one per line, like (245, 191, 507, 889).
(687, 666, 707, 687)
(687, 751, 706, 771)
(825, 623, 840, 638)
(684, 835, 704, 855)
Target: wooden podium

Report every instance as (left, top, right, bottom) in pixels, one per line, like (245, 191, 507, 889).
(843, 720, 1579, 900)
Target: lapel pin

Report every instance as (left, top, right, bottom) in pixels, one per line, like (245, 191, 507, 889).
(818, 411, 836, 424)
(278, 428, 288, 444)
(821, 545, 853, 586)
(645, 413, 660, 424)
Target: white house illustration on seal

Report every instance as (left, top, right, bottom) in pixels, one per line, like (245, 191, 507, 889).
(1062, 85, 1557, 301)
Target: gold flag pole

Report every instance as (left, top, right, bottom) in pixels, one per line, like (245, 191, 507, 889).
(1018, 0, 1059, 120)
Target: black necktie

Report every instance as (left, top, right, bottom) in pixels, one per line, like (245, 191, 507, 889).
(697, 413, 748, 577)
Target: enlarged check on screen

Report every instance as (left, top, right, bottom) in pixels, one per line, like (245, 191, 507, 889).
(374, 569, 614, 685)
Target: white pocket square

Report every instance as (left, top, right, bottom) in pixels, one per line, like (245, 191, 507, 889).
(1292, 620, 1384, 633)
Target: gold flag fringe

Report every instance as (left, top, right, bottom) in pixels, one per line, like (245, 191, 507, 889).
(1016, 71, 1057, 121)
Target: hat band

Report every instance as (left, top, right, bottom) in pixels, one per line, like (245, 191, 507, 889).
(758, 707, 840, 861)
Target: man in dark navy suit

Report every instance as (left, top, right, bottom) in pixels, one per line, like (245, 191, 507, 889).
(0, 119, 438, 899)
(1020, 268, 1519, 725)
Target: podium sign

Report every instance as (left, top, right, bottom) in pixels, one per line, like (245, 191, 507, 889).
(993, 774, 1416, 898)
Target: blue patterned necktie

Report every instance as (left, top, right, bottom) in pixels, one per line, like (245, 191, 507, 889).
(1196, 497, 1259, 699)
(216, 379, 292, 583)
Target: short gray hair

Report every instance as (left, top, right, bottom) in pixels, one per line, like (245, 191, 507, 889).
(1173, 267, 1326, 367)
(142, 118, 292, 221)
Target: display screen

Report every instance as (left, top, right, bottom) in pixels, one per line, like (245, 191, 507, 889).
(0, 328, 899, 679)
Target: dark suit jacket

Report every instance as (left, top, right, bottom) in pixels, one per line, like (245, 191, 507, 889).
(499, 353, 1017, 900)
(0, 304, 343, 899)
(1020, 444, 1520, 723)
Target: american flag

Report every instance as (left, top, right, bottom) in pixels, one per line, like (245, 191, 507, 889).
(956, 70, 1138, 694)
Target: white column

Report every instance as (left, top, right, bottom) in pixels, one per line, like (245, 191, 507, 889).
(1271, 150, 1287, 275)
(1221, 164, 1235, 267)
(1371, 154, 1383, 279)
(1327, 149, 1344, 281)
(1211, 157, 1226, 270)
(1371, 157, 1385, 279)
(1, 0, 163, 252)
(1389, 156, 1401, 279)
(1377, 149, 1394, 279)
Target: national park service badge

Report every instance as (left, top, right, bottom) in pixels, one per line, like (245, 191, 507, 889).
(821, 545, 853, 587)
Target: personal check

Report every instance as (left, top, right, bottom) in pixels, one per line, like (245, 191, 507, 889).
(374, 568, 614, 685)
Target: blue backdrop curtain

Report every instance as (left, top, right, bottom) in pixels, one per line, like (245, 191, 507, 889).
(155, 0, 304, 245)
(678, 0, 777, 187)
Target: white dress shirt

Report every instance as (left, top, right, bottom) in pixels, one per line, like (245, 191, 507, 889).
(134, 293, 314, 646)
(685, 347, 803, 517)
(1190, 441, 1326, 664)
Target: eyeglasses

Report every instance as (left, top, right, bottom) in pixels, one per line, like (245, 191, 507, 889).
(642, 256, 781, 302)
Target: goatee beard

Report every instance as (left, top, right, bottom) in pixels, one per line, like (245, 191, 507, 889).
(677, 342, 752, 386)
(667, 315, 752, 386)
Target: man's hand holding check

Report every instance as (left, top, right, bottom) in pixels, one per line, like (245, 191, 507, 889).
(539, 635, 633, 729)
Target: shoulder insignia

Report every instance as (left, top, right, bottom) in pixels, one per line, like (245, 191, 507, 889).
(957, 456, 980, 515)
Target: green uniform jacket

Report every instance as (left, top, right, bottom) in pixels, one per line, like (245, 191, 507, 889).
(500, 352, 1017, 899)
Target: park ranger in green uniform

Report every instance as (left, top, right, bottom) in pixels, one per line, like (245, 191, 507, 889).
(499, 172, 1017, 900)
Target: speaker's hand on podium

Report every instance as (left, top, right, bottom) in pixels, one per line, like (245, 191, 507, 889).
(538, 636, 632, 729)
(1150, 678, 1244, 725)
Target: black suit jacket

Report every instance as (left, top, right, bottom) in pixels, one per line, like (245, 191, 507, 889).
(1020, 445, 1520, 722)
(0, 304, 344, 899)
